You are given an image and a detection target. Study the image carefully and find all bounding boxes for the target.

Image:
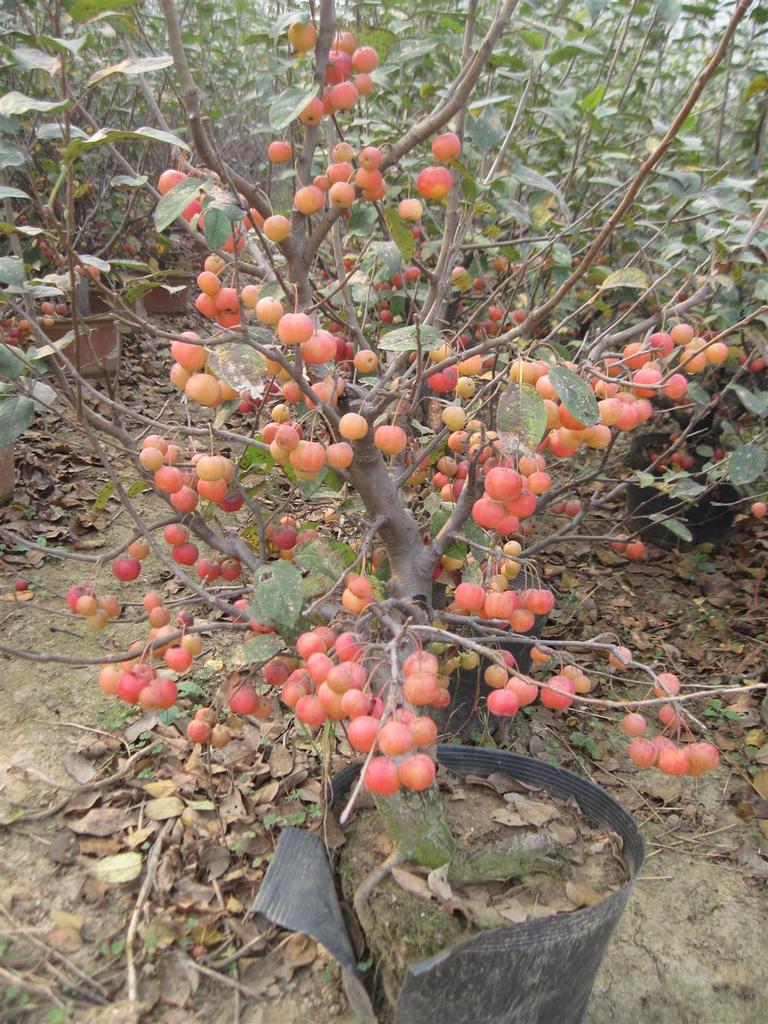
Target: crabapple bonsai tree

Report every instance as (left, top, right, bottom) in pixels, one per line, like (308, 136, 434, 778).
(1, 0, 767, 883)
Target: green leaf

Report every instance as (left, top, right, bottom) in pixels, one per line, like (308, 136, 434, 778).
(0, 256, 26, 285)
(36, 122, 89, 141)
(10, 46, 62, 75)
(451, 158, 479, 202)
(62, 126, 189, 162)
(0, 92, 68, 116)
(0, 396, 35, 444)
(0, 345, 30, 379)
(153, 177, 212, 232)
(67, 0, 137, 20)
(239, 633, 284, 664)
(511, 164, 570, 221)
(295, 538, 356, 579)
(658, 517, 693, 543)
(743, 73, 768, 103)
(598, 267, 649, 290)
(111, 174, 148, 188)
(92, 482, 115, 511)
(239, 443, 275, 474)
(496, 381, 548, 450)
(88, 55, 173, 86)
(728, 444, 767, 486)
(269, 87, 318, 130)
(686, 381, 709, 405)
(731, 384, 768, 417)
(79, 254, 111, 272)
(383, 207, 415, 262)
(0, 187, 31, 201)
(248, 561, 304, 634)
(548, 364, 599, 427)
(579, 83, 606, 113)
(203, 203, 238, 251)
(669, 477, 706, 500)
(88, 851, 142, 884)
(0, 140, 25, 169)
(461, 560, 484, 585)
(207, 338, 267, 392)
(378, 324, 443, 352)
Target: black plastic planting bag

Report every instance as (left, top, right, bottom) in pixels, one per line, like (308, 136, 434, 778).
(626, 431, 738, 550)
(255, 746, 645, 1024)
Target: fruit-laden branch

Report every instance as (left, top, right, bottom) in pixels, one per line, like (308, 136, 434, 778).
(379, 0, 519, 173)
(430, 450, 482, 560)
(294, 0, 336, 188)
(418, 0, 753, 380)
(520, 0, 753, 328)
(587, 282, 714, 360)
(345, 432, 436, 601)
(302, 0, 517, 263)
(158, 0, 274, 225)
(0, 621, 248, 666)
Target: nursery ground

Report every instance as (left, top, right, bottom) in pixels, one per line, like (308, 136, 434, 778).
(0, 327, 766, 1021)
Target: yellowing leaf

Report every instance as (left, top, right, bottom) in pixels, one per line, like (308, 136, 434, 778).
(753, 770, 768, 801)
(598, 268, 649, 291)
(145, 796, 184, 820)
(89, 851, 143, 884)
(142, 779, 178, 798)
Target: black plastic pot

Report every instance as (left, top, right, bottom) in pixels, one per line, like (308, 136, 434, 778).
(626, 432, 738, 550)
(0, 443, 14, 504)
(255, 746, 644, 1024)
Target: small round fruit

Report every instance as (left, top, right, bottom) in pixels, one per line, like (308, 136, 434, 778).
(487, 689, 520, 717)
(621, 713, 647, 737)
(113, 556, 141, 581)
(263, 215, 290, 243)
(431, 132, 461, 162)
(416, 167, 453, 201)
(268, 140, 293, 163)
(541, 675, 575, 710)
(398, 754, 436, 791)
(364, 756, 400, 796)
(187, 719, 212, 744)
(339, 412, 369, 440)
(348, 715, 380, 752)
(628, 737, 657, 769)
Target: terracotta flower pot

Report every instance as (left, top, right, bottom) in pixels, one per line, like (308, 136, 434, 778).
(140, 274, 191, 314)
(43, 315, 121, 377)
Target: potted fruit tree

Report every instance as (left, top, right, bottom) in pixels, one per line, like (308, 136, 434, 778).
(1, 0, 766, 1019)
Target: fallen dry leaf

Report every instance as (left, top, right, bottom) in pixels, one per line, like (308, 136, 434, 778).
(45, 924, 82, 953)
(565, 880, 603, 908)
(201, 846, 230, 880)
(89, 851, 143, 884)
(63, 752, 97, 785)
(427, 864, 453, 901)
(68, 806, 131, 837)
(145, 796, 184, 821)
(126, 824, 158, 849)
(391, 866, 433, 901)
(268, 745, 294, 778)
(753, 769, 768, 801)
(492, 808, 527, 828)
(282, 933, 318, 968)
(504, 793, 559, 827)
(48, 831, 79, 865)
(143, 779, 178, 798)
